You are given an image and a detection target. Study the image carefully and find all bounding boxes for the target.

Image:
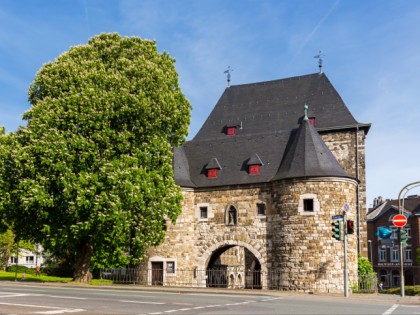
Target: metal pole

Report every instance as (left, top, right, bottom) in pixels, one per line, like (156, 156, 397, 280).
(343, 211, 348, 297)
(397, 180, 420, 297)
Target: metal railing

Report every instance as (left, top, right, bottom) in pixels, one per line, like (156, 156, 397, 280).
(99, 268, 375, 293)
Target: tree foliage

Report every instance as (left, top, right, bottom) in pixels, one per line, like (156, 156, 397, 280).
(358, 254, 374, 275)
(0, 33, 191, 281)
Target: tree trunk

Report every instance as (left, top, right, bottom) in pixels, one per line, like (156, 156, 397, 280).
(3, 246, 11, 271)
(73, 242, 93, 283)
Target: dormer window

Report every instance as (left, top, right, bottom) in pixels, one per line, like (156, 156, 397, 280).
(309, 117, 315, 126)
(249, 164, 260, 175)
(207, 168, 218, 178)
(247, 153, 263, 175)
(226, 126, 236, 136)
(205, 158, 222, 179)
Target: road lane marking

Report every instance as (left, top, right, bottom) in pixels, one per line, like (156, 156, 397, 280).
(120, 300, 165, 305)
(0, 293, 31, 298)
(48, 295, 88, 300)
(141, 297, 283, 315)
(36, 310, 85, 314)
(382, 304, 399, 315)
(0, 302, 84, 314)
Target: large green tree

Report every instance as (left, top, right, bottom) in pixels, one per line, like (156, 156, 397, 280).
(1, 33, 191, 282)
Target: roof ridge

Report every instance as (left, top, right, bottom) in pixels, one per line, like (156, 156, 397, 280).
(228, 72, 323, 89)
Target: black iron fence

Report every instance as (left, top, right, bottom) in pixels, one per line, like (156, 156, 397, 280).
(99, 267, 378, 293)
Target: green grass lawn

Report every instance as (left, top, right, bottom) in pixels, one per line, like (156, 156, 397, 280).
(0, 271, 71, 282)
(0, 271, 109, 285)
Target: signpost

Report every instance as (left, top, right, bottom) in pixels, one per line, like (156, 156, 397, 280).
(392, 214, 407, 227)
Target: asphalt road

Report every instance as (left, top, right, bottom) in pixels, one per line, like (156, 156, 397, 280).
(0, 282, 418, 315)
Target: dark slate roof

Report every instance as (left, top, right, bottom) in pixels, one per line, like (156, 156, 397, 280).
(367, 195, 420, 221)
(247, 154, 263, 166)
(272, 117, 350, 180)
(175, 73, 369, 188)
(173, 147, 196, 188)
(194, 73, 369, 141)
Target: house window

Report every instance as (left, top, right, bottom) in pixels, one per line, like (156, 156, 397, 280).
(207, 168, 218, 178)
(166, 261, 175, 273)
(379, 248, 387, 262)
(298, 194, 320, 215)
(249, 164, 260, 175)
(404, 248, 412, 262)
(257, 203, 266, 216)
(303, 199, 314, 212)
(10, 256, 17, 264)
(200, 206, 208, 219)
(196, 203, 212, 221)
(391, 248, 399, 262)
(226, 127, 236, 136)
(226, 205, 237, 226)
(26, 256, 34, 263)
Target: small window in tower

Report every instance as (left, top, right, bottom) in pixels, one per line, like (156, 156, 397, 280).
(249, 164, 260, 175)
(226, 127, 236, 136)
(257, 203, 266, 215)
(303, 199, 314, 212)
(207, 168, 218, 178)
(200, 206, 208, 219)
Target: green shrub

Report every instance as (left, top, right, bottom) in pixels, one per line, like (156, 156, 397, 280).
(6, 265, 35, 275)
(383, 286, 420, 296)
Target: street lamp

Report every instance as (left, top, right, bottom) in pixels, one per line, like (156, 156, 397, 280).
(398, 181, 420, 297)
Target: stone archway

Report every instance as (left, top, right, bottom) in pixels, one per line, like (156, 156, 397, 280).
(197, 240, 266, 289)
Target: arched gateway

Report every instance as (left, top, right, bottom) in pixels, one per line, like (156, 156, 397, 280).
(197, 240, 266, 289)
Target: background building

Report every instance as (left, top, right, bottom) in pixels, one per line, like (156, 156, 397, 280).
(367, 195, 420, 287)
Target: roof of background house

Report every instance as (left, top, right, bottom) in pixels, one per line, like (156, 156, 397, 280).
(367, 195, 420, 221)
(173, 73, 370, 188)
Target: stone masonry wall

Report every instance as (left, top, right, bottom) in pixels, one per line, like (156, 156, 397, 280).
(145, 177, 359, 292)
(321, 129, 368, 256)
(269, 178, 358, 292)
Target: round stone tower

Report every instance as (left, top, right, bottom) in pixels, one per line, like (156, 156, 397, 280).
(268, 108, 358, 293)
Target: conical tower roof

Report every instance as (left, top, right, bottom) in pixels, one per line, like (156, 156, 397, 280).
(272, 109, 351, 180)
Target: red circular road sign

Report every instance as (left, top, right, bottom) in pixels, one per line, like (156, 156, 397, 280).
(392, 214, 407, 227)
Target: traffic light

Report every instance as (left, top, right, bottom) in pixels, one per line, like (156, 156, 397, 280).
(332, 220, 343, 241)
(398, 229, 408, 248)
(346, 220, 355, 235)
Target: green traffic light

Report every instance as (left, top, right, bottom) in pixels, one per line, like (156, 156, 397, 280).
(331, 220, 343, 241)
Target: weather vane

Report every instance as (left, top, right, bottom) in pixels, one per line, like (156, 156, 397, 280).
(224, 66, 233, 87)
(314, 51, 325, 74)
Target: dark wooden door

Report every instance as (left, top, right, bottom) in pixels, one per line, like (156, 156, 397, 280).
(151, 262, 163, 285)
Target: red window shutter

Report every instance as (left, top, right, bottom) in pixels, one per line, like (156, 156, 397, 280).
(227, 127, 236, 135)
(309, 117, 315, 126)
(207, 168, 218, 178)
(249, 164, 260, 175)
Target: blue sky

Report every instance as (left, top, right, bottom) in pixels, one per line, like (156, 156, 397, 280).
(1, 0, 419, 208)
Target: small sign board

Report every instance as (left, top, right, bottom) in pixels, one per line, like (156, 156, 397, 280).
(392, 214, 407, 227)
(332, 215, 344, 220)
(343, 204, 349, 212)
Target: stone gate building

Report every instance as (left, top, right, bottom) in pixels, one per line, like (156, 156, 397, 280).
(144, 72, 370, 292)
